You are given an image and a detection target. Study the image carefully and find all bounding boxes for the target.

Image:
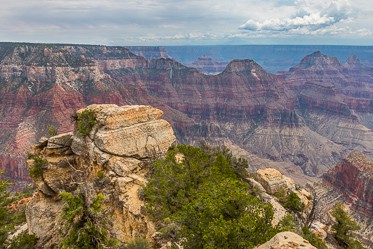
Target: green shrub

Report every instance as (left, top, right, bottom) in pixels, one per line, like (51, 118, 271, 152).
(29, 156, 47, 179)
(158, 222, 180, 240)
(283, 192, 305, 213)
(0, 170, 30, 246)
(8, 230, 38, 249)
(0, 171, 12, 245)
(144, 145, 279, 248)
(276, 214, 297, 232)
(96, 171, 105, 180)
(76, 110, 96, 137)
(47, 125, 57, 136)
(276, 191, 305, 213)
(331, 202, 363, 249)
(26, 153, 34, 160)
(302, 226, 327, 249)
(60, 191, 117, 249)
(125, 238, 151, 249)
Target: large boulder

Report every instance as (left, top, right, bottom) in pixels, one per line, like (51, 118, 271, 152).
(47, 132, 73, 149)
(71, 104, 175, 158)
(94, 119, 174, 158)
(256, 168, 295, 194)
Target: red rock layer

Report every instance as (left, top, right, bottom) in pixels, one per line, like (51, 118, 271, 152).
(323, 151, 373, 217)
(0, 155, 27, 179)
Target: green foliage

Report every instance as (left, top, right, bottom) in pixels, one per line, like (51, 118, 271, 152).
(0, 170, 30, 247)
(76, 110, 96, 137)
(7, 230, 38, 249)
(283, 192, 305, 213)
(0, 171, 12, 246)
(180, 178, 276, 249)
(276, 190, 305, 213)
(144, 145, 279, 249)
(125, 238, 151, 249)
(28, 156, 48, 179)
(26, 153, 34, 160)
(330, 202, 363, 249)
(199, 142, 249, 178)
(158, 221, 180, 240)
(302, 226, 327, 249)
(47, 125, 57, 136)
(276, 214, 297, 233)
(96, 171, 105, 180)
(60, 191, 116, 249)
(60, 192, 85, 224)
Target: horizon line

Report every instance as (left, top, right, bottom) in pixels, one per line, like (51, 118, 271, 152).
(1, 41, 373, 48)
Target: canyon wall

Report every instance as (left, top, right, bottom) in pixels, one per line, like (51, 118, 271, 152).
(323, 151, 373, 217)
(0, 43, 372, 181)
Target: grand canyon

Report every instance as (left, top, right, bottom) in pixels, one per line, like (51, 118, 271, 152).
(1, 43, 372, 179)
(1, 43, 373, 247)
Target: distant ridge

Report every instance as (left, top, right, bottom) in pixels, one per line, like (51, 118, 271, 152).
(160, 45, 373, 73)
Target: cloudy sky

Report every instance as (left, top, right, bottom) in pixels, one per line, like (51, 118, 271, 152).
(1, 0, 372, 45)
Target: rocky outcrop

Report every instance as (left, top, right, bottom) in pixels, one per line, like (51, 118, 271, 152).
(250, 168, 312, 225)
(245, 177, 288, 226)
(323, 151, 373, 217)
(256, 231, 316, 249)
(25, 104, 176, 248)
(256, 168, 295, 195)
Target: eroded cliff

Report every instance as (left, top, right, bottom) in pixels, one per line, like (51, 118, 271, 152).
(323, 151, 373, 217)
(25, 104, 175, 248)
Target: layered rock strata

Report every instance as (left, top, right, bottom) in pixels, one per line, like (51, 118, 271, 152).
(25, 104, 176, 248)
(323, 151, 373, 217)
(1, 44, 373, 182)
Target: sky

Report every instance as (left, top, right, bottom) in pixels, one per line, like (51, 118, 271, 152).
(0, 0, 372, 46)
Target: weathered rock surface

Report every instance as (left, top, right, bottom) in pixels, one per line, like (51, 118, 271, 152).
(245, 177, 288, 226)
(256, 168, 295, 195)
(252, 168, 312, 225)
(323, 151, 373, 217)
(256, 231, 316, 249)
(46, 132, 73, 149)
(310, 221, 328, 240)
(25, 104, 176, 248)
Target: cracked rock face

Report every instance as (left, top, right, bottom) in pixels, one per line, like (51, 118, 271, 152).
(25, 104, 176, 248)
(71, 104, 175, 158)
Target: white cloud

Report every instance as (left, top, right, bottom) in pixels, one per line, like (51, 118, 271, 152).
(240, 0, 354, 34)
(0, 0, 371, 45)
